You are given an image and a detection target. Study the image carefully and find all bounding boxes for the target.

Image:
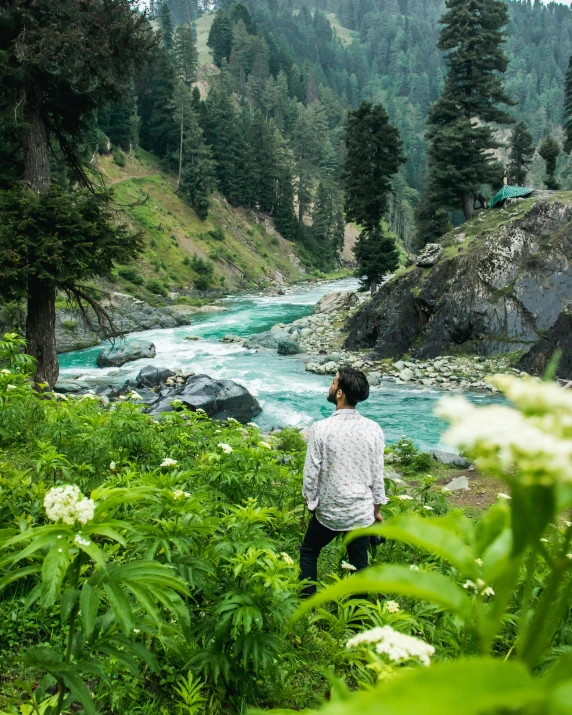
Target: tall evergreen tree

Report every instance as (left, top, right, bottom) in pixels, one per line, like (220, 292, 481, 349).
(414, 186, 452, 250)
(0, 0, 155, 386)
(311, 182, 345, 268)
(173, 24, 199, 84)
(343, 102, 405, 293)
(539, 134, 561, 190)
(98, 84, 139, 152)
(178, 101, 216, 220)
(159, 2, 174, 50)
(507, 121, 535, 186)
(425, 0, 514, 221)
(564, 56, 572, 155)
(207, 10, 233, 67)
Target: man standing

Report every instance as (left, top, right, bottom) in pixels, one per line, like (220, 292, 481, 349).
(300, 367, 387, 596)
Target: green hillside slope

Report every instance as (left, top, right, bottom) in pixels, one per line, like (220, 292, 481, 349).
(98, 150, 308, 300)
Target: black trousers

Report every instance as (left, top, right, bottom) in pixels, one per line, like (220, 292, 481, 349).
(299, 514, 370, 596)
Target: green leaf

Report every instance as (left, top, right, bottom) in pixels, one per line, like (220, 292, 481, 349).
(0, 565, 41, 593)
(104, 582, 135, 636)
(74, 537, 106, 569)
(95, 642, 140, 675)
(292, 658, 543, 715)
(475, 501, 510, 555)
(348, 513, 477, 577)
(294, 564, 473, 622)
(82, 521, 128, 546)
(80, 583, 100, 642)
(511, 482, 555, 554)
(60, 588, 80, 625)
(112, 635, 161, 674)
(58, 667, 96, 715)
(545, 649, 572, 687)
(19, 647, 63, 669)
(550, 680, 572, 714)
(482, 528, 513, 583)
(40, 540, 69, 607)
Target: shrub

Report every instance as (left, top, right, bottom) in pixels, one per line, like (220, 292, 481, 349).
(112, 146, 126, 167)
(146, 277, 168, 296)
(60, 319, 77, 331)
(208, 226, 225, 241)
(117, 267, 144, 285)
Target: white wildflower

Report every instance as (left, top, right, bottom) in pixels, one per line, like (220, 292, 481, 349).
(397, 494, 413, 501)
(118, 395, 127, 401)
(410, 564, 420, 571)
(173, 490, 191, 500)
(540, 538, 549, 543)
(423, 505, 434, 511)
(564, 521, 572, 528)
(482, 586, 495, 597)
(1, 369, 11, 374)
(463, 580, 477, 590)
(247, 422, 259, 429)
(566, 554, 572, 560)
(54, 392, 68, 400)
(133, 629, 140, 634)
(437, 390, 572, 485)
(497, 493, 511, 500)
(196, 408, 206, 413)
(386, 600, 400, 613)
(341, 561, 357, 571)
(258, 441, 272, 450)
(346, 626, 435, 666)
(6, 384, 17, 390)
(280, 552, 294, 566)
(227, 417, 239, 424)
(215, 430, 222, 433)
(128, 391, 143, 401)
(58, 548, 63, 553)
(161, 458, 178, 468)
(109, 461, 116, 471)
(74, 534, 91, 547)
(44, 485, 95, 526)
(218, 443, 233, 454)
(171, 399, 183, 407)
(475, 558, 483, 567)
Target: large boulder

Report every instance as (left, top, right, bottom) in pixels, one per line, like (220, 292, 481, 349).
(54, 379, 91, 394)
(518, 306, 572, 380)
(96, 340, 156, 368)
(277, 339, 303, 355)
(345, 200, 572, 359)
(416, 243, 443, 267)
(135, 365, 175, 388)
(314, 291, 359, 315)
(149, 374, 261, 423)
(432, 450, 471, 469)
(244, 328, 289, 349)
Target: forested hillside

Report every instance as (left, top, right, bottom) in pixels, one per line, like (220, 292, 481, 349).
(127, 0, 572, 261)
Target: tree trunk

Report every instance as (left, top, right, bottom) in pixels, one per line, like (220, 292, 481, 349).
(370, 278, 378, 295)
(462, 192, 475, 221)
(26, 276, 59, 388)
(22, 99, 59, 387)
(177, 101, 184, 193)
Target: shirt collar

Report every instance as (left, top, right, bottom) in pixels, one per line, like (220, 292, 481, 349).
(333, 408, 359, 417)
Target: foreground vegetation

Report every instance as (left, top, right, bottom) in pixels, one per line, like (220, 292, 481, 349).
(1, 333, 572, 714)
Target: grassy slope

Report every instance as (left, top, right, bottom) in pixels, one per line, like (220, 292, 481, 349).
(194, 12, 215, 65)
(99, 150, 306, 299)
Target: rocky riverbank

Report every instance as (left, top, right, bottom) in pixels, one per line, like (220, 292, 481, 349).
(220, 288, 518, 394)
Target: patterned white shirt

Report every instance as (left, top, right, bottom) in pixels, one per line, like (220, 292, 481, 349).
(302, 408, 388, 531)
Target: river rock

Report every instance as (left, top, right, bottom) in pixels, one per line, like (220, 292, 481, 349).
(149, 374, 261, 423)
(367, 371, 382, 386)
(135, 365, 175, 388)
(432, 450, 471, 469)
(314, 291, 359, 314)
(399, 368, 414, 382)
(277, 339, 303, 355)
(300, 328, 313, 338)
(54, 379, 91, 394)
(518, 305, 572, 380)
(244, 328, 289, 349)
(345, 200, 572, 359)
(442, 476, 470, 492)
(416, 243, 443, 267)
(96, 340, 156, 368)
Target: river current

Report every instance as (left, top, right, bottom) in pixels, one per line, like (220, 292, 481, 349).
(58, 278, 495, 451)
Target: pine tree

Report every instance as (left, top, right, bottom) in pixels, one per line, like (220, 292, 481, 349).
(207, 10, 233, 67)
(343, 102, 405, 293)
(159, 2, 174, 50)
(0, 0, 154, 386)
(507, 121, 535, 186)
(179, 103, 216, 220)
(564, 56, 572, 154)
(539, 134, 561, 190)
(98, 84, 139, 152)
(173, 24, 199, 84)
(425, 0, 514, 221)
(415, 187, 452, 250)
(311, 182, 345, 268)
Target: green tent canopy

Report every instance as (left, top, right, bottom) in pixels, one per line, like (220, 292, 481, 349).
(487, 185, 534, 208)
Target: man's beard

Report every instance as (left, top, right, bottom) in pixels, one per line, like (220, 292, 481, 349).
(327, 389, 337, 404)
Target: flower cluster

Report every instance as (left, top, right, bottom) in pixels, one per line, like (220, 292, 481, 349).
(385, 600, 400, 613)
(44, 485, 95, 526)
(280, 552, 294, 566)
(258, 441, 272, 450)
(341, 561, 357, 571)
(397, 494, 413, 501)
(218, 443, 233, 454)
(161, 458, 178, 468)
(173, 489, 191, 500)
(346, 625, 435, 666)
(463, 579, 494, 597)
(437, 377, 572, 484)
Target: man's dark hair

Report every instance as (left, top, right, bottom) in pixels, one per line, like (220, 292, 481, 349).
(337, 367, 370, 406)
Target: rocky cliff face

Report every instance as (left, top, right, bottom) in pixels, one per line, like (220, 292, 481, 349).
(345, 199, 572, 368)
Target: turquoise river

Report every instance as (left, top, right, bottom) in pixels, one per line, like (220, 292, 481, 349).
(59, 278, 497, 451)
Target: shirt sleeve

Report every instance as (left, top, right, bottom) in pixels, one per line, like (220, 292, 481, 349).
(302, 425, 322, 511)
(371, 428, 389, 505)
